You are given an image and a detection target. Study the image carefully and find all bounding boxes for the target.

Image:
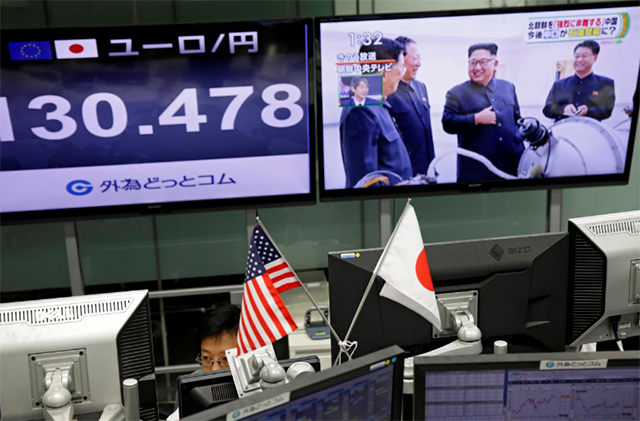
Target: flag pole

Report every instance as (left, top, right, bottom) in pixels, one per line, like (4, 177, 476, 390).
(255, 217, 346, 350)
(333, 198, 413, 366)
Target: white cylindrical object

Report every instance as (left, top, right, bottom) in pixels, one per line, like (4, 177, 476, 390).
(494, 340, 508, 355)
(123, 378, 140, 421)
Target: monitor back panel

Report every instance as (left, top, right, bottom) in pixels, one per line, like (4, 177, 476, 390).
(328, 233, 569, 360)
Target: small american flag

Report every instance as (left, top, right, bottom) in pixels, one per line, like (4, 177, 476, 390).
(237, 224, 298, 355)
(253, 224, 302, 293)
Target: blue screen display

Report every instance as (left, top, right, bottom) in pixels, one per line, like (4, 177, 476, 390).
(424, 367, 640, 420)
(232, 363, 396, 420)
(0, 20, 313, 215)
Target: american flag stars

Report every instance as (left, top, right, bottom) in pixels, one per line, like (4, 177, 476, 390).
(236, 223, 300, 355)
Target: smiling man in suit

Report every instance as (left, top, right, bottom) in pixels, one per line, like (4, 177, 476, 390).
(543, 40, 615, 122)
(442, 43, 524, 183)
(386, 36, 435, 176)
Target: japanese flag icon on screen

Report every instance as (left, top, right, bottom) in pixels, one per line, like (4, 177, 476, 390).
(54, 39, 98, 59)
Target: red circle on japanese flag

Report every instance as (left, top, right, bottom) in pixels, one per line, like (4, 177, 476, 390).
(415, 248, 434, 291)
(69, 44, 84, 54)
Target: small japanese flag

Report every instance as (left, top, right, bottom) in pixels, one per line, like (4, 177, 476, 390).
(54, 39, 98, 59)
(377, 204, 442, 330)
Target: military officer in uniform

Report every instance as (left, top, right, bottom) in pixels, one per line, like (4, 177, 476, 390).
(442, 43, 524, 183)
(386, 36, 435, 176)
(543, 40, 615, 122)
(340, 38, 412, 188)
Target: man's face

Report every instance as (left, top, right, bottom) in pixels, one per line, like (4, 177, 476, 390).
(351, 80, 369, 101)
(384, 53, 406, 94)
(468, 49, 497, 86)
(403, 42, 421, 82)
(573, 46, 597, 74)
(200, 331, 237, 372)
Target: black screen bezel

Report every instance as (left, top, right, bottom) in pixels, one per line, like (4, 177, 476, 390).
(315, 1, 640, 202)
(0, 18, 316, 225)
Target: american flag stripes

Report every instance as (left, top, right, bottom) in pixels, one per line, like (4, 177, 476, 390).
(237, 224, 299, 355)
(253, 224, 302, 293)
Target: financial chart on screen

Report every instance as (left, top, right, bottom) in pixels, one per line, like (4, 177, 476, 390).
(423, 367, 640, 420)
(237, 364, 395, 420)
(0, 19, 314, 220)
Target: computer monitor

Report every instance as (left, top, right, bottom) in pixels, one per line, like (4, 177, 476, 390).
(181, 345, 405, 421)
(0, 290, 158, 420)
(566, 210, 640, 347)
(414, 350, 640, 420)
(1, 18, 315, 223)
(177, 355, 321, 418)
(328, 232, 569, 361)
(316, 2, 640, 201)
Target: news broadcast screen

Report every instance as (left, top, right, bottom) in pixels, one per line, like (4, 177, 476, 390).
(317, 3, 640, 199)
(0, 19, 314, 221)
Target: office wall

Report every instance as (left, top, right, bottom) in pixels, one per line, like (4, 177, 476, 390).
(1, 0, 637, 293)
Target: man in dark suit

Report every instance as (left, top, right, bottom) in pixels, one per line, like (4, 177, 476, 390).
(386, 36, 435, 176)
(342, 76, 381, 107)
(543, 40, 615, 122)
(442, 43, 524, 183)
(340, 39, 412, 188)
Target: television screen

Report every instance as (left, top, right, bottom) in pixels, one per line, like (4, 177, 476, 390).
(0, 18, 314, 222)
(316, 2, 640, 200)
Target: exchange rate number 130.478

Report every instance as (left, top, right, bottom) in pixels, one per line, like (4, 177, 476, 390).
(0, 83, 304, 142)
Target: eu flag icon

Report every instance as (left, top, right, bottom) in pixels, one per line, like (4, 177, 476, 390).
(8, 41, 53, 61)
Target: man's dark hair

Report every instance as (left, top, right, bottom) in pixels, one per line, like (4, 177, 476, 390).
(197, 303, 241, 345)
(360, 37, 404, 64)
(468, 43, 498, 57)
(350, 76, 370, 89)
(574, 40, 600, 55)
(395, 36, 416, 52)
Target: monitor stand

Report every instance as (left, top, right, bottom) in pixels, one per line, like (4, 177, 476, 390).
(42, 369, 74, 421)
(400, 310, 483, 420)
(41, 368, 139, 421)
(227, 345, 317, 399)
(403, 306, 483, 395)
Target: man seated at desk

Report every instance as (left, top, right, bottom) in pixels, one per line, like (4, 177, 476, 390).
(168, 303, 240, 420)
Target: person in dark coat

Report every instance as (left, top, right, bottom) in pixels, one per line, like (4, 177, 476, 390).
(341, 76, 381, 107)
(340, 38, 412, 188)
(386, 36, 435, 176)
(543, 40, 615, 122)
(442, 43, 524, 182)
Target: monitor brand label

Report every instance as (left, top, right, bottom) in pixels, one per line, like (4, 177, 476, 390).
(489, 244, 531, 261)
(489, 244, 505, 260)
(227, 392, 290, 420)
(540, 359, 608, 370)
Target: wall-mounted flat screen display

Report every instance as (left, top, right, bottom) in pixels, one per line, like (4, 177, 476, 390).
(0, 19, 314, 222)
(316, 2, 639, 200)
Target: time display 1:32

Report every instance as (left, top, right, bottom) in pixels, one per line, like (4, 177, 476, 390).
(348, 32, 383, 47)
